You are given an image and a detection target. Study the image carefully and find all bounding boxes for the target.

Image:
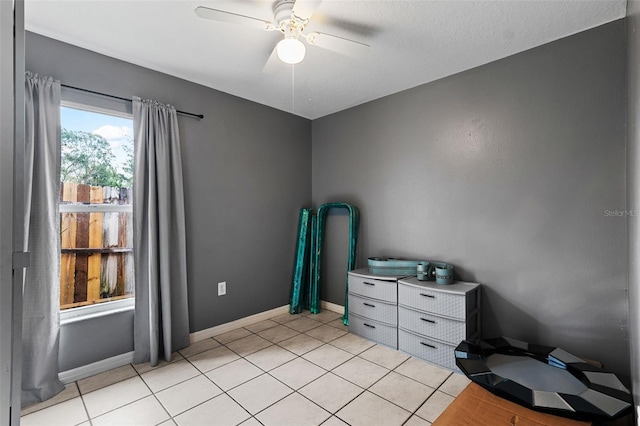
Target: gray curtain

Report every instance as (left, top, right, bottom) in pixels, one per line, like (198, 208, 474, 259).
(132, 96, 190, 366)
(22, 72, 65, 406)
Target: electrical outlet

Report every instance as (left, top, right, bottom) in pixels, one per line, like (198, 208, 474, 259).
(217, 281, 226, 296)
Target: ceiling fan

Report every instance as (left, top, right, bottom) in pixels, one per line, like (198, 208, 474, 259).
(195, 0, 370, 72)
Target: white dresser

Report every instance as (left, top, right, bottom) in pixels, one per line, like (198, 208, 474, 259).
(347, 268, 406, 349)
(397, 277, 481, 371)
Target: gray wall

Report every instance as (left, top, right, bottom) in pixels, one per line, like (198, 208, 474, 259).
(25, 32, 311, 370)
(313, 20, 629, 381)
(627, 0, 640, 408)
(58, 312, 134, 372)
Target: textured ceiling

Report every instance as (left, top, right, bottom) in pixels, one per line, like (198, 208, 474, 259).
(25, 0, 626, 119)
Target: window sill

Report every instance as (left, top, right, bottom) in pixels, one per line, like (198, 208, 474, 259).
(60, 298, 134, 326)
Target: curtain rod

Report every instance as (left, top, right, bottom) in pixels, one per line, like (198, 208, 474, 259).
(61, 84, 204, 120)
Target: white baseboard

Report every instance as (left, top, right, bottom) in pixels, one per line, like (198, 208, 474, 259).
(58, 351, 135, 384)
(190, 301, 345, 343)
(190, 305, 290, 343)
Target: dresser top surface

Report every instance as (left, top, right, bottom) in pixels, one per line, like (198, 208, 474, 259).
(348, 268, 410, 281)
(398, 276, 480, 294)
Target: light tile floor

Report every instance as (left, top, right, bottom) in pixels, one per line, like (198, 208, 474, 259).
(21, 309, 470, 426)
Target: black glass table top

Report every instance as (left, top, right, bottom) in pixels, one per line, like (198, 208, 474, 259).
(455, 337, 633, 421)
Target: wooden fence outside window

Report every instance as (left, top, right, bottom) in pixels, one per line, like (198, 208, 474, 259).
(60, 182, 134, 310)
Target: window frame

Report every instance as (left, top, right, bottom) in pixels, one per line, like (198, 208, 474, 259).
(59, 204, 132, 214)
(58, 99, 135, 321)
(60, 297, 134, 325)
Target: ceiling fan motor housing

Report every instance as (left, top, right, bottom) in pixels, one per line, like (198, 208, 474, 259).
(273, 0, 297, 26)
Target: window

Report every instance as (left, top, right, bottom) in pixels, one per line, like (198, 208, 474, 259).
(59, 105, 134, 311)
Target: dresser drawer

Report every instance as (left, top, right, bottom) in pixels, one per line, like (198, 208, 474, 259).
(398, 328, 457, 371)
(398, 283, 467, 319)
(348, 273, 397, 303)
(349, 313, 397, 349)
(348, 293, 397, 326)
(398, 306, 471, 345)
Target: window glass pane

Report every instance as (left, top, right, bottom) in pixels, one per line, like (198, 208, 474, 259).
(59, 106, 134, 310)
(60, 106, 133, 192)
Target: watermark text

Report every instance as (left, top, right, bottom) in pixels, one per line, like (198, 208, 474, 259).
(604, 209, 639, 217)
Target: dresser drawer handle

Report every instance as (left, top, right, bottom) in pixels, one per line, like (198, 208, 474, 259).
(363, 323, 376, 329)
(420, 342, 436, 349)
(420, 318, 436, 324)
(419, 293, 435, 298)
(363, 281, 375, 286)
(363, 302, 376, 308)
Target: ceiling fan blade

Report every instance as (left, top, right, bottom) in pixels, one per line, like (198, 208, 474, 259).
(292, 0, 323, 20)
(263, 45, 284, 74)
(306, 32, 369, 58)
(195, 6, 275, 31)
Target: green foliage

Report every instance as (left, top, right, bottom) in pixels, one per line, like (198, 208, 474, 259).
(120, 144, 134, 188)
(61, 129, 132, 187)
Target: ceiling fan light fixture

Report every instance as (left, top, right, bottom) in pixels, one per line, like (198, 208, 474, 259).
(276, 37, 306, 64)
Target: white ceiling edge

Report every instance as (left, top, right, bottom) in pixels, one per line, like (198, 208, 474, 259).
(25, 1, 627, 120)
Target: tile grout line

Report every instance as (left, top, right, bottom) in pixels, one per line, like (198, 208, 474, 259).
(82, 368, 166, 423)
(220, 371, 281, 424)
(165, 332, 346, 426)
(149, 391, 172, 425)
(260, 358, 337, 417)
(198, 317, 344, 424)
(196, 316, 379, 424)
(85, 355, 205, 423)
(223, 329, 313, 421)
(22, 311, 458, 426)
(400, 370, 455, 425)
(161, 369, 230, 423)
(180, 331, 301, 424)
(304, 371, 366, 420)
(177, 321, 410, 424)
(219, 318, 345, 372)
(271, 335, 411, 421)
(325, 351, 453, 425)
(326, 359, 424, 421)
(77, 384, 92, 426)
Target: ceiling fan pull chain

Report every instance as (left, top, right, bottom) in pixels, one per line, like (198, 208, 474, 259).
(291, 64, 295, 114)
